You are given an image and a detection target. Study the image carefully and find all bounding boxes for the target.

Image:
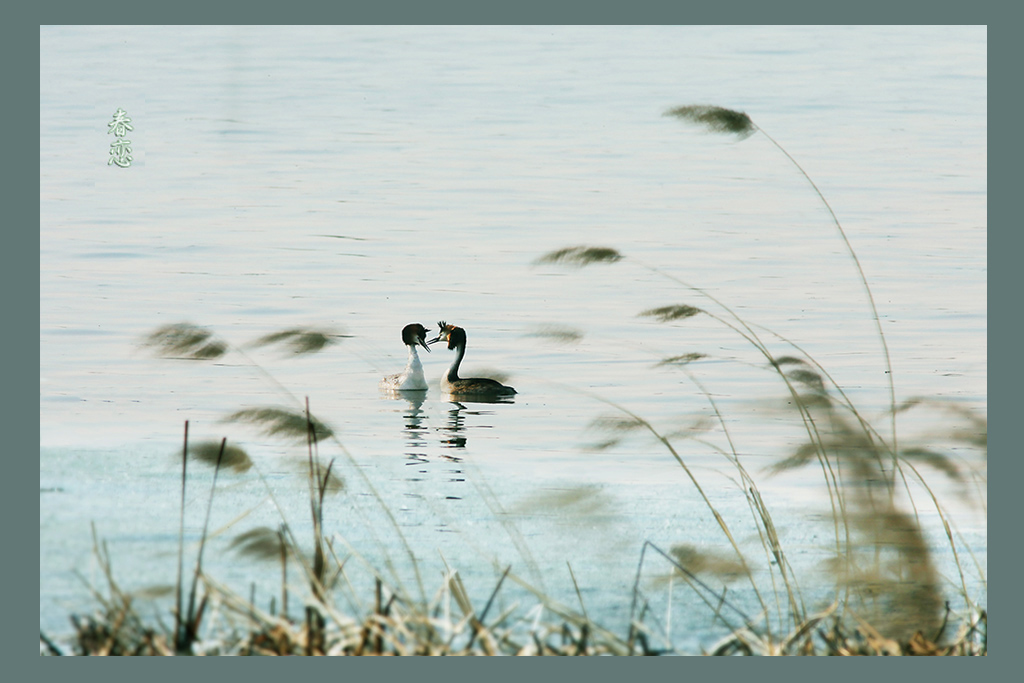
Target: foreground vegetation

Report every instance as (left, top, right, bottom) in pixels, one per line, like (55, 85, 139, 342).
(40, 106, 986, 655)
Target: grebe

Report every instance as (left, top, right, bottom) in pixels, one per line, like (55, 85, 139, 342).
(429, 321, 517, 397)
(379, 323, 431, 392)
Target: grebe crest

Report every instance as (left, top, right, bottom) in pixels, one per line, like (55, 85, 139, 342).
(379, 323, 430, 392)
(429, 320, 517, 397)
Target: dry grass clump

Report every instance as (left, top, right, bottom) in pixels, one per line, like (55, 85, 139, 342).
(47, 546, 634, 656)
(707, 607, 986, 656)
(45, 563, 986, 656)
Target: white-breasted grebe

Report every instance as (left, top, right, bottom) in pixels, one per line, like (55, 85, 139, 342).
(379, 323, 431, 392)
(428, 321, 517, 397)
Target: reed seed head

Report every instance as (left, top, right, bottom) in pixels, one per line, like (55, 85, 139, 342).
(142, 323, 227, 360)
(664, 105, 755, 137)
(251, 328, 337, 354)
(640, 305, 702, 322)
(534, 246, 623, 267)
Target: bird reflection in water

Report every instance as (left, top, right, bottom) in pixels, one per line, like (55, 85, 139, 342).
(440, 400, 506, 454)
(395, 392, 430, 467)
(382, 392, 465, 486)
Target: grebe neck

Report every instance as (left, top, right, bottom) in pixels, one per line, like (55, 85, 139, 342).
(406, 343, 424, 372)
(445, 342, 466, 383)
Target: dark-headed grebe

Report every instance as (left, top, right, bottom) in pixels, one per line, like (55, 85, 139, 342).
(380, 323, 431, 391)
(429, 321, 517, 397)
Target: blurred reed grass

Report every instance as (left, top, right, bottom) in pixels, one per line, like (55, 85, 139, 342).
(529, 103, 984, 647)
(43, 105, 985, 656)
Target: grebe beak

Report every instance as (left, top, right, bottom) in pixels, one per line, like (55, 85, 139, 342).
(418, 336, 432, 352)
(425, 335, 442, 346)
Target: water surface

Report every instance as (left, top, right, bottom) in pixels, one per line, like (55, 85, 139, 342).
(40, 26, 986, 650)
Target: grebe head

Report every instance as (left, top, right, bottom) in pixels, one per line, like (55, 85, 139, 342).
(380, 323, 430, 393)
(402, 323, 431, 352)
(428, 320, 466, 350)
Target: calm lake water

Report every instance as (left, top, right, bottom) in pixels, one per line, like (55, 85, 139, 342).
(40, 26, 986, 651)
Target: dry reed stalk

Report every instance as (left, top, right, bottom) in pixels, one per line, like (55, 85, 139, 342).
(174, 420, 188, 652)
